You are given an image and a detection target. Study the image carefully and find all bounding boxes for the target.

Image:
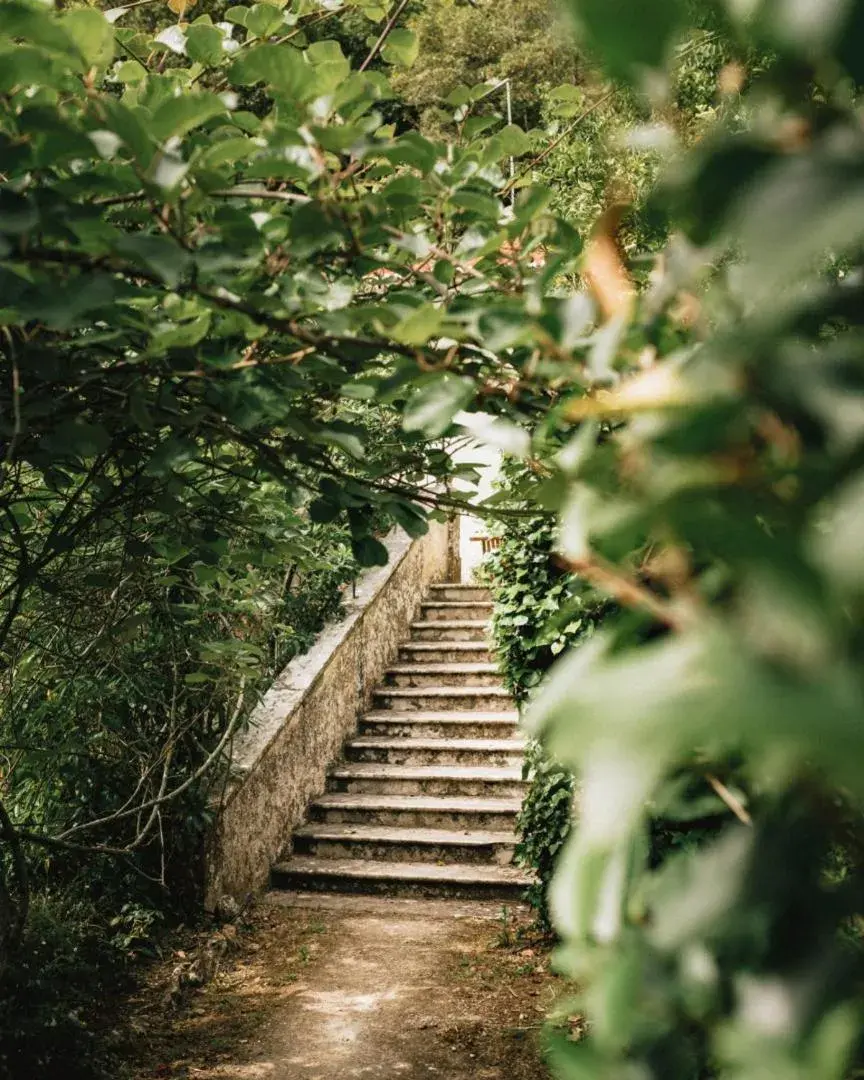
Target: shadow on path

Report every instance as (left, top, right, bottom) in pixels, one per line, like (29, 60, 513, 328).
(134, 895, 560, 1080)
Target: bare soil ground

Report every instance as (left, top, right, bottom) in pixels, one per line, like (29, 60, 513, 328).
(118, 894, 570, 1080)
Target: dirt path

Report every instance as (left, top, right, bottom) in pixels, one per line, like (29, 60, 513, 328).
(125, 895, 565, 1080)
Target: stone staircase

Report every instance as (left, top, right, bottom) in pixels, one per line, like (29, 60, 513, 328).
(271, 583, 530, 900)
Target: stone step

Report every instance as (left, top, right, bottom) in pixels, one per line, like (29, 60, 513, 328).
(344, 736, 526, 767)
(292, 823, 517, 865)
(420, 601, 493, 622)
(271, 857, 530, 900)
(326, 763, 527, 798)
(383, 663, 503, 689)
(427, 584, 491, 603)
(399, 641, 492, 664)
(359, 711, 520, 739)
(410, 620, 489, 642)
(307, 793, 523, 830)
(372, 686, 513, 712)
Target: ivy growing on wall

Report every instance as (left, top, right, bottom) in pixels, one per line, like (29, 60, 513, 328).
(480, 504, 610, 923)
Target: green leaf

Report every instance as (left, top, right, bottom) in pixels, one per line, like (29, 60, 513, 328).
(149, 93, 228, 142)
(0, 1, 80, 60)
(726, 0, 852, 63)
(563, 0, 685, 82)
(48, 419, 112, 458)
(390, 501, 429, 539)
(391, 303, 444, 346)
(289, 201, 346, 255)
(730, 136, 864, 302)
(185, 23, 225, 66)
(113, 234, 192, 287)
(228, 42, 313, 97)
(244, 2, 286, 38)
(319, 428, 365, 460)
(493, 124, 532, 157)
(224, 5, 249, 26)
(100, 97, 155, 165)
(449, 189, 502, 220)
(114, 58, 147, 83)
(0, 190, 38, 234)
(21, 275, 118, 331)
(547, 83, 585, 119)
(403, 375, 475, 437)
(60, 8, 115, 69)
(0, 44, 70, 92)
(199, 135, 260, 168)
(381, 27, 419, 67)
(353, 535, 390, 567)
(445, 85, 472, 108)
(379, 132, 438, 174)
(306, 39, 350, 93)
(309, 499, 340, 524)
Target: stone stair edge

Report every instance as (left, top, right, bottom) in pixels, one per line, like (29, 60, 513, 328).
(293, 823, 516, 845)
(310, 793, 523, 811)
(272, 856, 531, 885)
(329, 763, 525, 779)
(347, 736, 526, 751)
(374, 686, 511, 696)
(421, 601, 493, 608)
(386, 661, 500, 672)
(361, 709, 518, 720)
(400, 641, 491, 650)
(410, 620, 490, 628)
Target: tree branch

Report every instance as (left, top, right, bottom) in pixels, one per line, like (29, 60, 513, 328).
(359, 0, 412, 72)
(556, 550, 690, 631)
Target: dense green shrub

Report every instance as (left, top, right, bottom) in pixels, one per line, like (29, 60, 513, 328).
(0, 461, 366, 1076)
(481, 510, 609, 922)
(2, 1, 864, 1078)
(2, 461, 360, 898)
(482, 515, 604, 702)
(392, 0, 578, 134)
(513, 740, 576, 925)
(0, 895, 131, 1080)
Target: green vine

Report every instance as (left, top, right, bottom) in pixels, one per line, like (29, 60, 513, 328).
(480, 508, 610, 923)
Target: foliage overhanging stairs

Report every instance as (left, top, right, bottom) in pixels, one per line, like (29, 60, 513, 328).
(271, 583, 530, 900)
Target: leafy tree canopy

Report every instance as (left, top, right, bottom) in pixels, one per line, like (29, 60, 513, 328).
(391, 0, 579, 132)
(2, 4, 864, 1080)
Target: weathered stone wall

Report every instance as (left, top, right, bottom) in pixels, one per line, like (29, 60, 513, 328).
(205, 523, 450, 906)
(446, 515, 462, 583)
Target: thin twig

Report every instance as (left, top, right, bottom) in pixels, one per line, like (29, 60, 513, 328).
(499, 89, 617, 197)
(706, 774, 752, 826)
(1, 328, 22, 473)
(94, 186, 311, 208)
(557, 551, 688, 631)
(359, 0, 412, 72)
(210, 187, 311, 205)
(56, 675, 248, 841)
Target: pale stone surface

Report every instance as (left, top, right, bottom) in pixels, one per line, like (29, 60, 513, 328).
(205, 523, 451, 907)
(272, 856, 529, 889)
